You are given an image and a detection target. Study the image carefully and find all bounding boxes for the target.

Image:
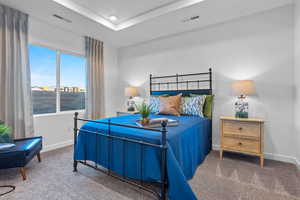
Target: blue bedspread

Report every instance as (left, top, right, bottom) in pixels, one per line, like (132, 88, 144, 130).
(75, 114, 211, 200)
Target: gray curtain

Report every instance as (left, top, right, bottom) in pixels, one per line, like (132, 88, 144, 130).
(85, 36, 105, 120)
(0, 5, 34, 139)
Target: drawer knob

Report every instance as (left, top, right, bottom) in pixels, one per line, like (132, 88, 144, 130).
(238, 142, 242, 146)
(238, 127, 243, 131)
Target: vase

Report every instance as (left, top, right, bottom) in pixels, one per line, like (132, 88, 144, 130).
(140, 118, 150, 126)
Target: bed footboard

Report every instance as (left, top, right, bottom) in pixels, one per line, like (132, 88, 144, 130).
(73, 112, 168, 200)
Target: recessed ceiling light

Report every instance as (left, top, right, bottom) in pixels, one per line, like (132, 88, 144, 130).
(109, 16, 118, 22)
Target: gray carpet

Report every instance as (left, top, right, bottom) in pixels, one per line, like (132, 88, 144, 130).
(0, 146, 299, 200)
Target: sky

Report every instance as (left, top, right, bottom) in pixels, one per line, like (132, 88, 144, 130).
(29, 45, 86, 88)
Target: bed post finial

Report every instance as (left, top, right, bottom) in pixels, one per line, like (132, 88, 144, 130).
(73, 112, 79, 172)
(161, 120, 167, 200)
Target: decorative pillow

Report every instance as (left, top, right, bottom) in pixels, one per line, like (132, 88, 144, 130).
(149, 94, 171, 113)
(149, 96, 160, 113)
(181, 95, 206, 117)
(203, 95, 214, 119)
(159, 94, 182, 116)
(191, 94, 214, 119)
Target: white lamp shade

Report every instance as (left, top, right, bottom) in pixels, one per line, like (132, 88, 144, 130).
(125, 87, 138, 97)
(232, 80, 255, 96)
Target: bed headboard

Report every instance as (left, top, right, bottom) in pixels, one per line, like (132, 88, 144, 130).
(150, 68, 212, 96)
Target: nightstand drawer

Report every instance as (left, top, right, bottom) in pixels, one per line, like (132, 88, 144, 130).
(222, 137, 260, 154)
(223, 120, 260, 139)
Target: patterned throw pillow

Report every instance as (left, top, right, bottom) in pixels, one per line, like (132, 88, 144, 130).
(191, 94, 214, 119)
(181, 95, 206, 117)
(149, 96, 160, 113)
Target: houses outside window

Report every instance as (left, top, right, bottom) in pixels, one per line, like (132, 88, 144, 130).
(29, 45, 86, 115)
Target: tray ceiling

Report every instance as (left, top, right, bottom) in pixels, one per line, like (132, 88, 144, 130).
(51, 0, 206, 30)
(69, 0, 178, 23)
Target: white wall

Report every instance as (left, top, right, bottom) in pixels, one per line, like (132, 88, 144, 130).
(294, 2, 300, 169)
(29, 17, 121, 151)
(119, 5, 297, 163)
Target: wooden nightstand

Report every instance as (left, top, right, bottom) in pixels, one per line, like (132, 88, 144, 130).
(220, 116, 265, 167)
(116, 110, 139, 116)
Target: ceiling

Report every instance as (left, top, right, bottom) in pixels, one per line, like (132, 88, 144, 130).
(0, 0, 294, 47)
(65, 0, 179, 24)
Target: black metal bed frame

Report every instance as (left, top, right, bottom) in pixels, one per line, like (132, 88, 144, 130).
(150, 68, 212, 96)
(73, 68, 212, 200)
(73, 115, 168, 199)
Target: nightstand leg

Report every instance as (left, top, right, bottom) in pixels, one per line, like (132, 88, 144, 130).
(260, 155, 264, 168)
(220, 149, 223, 160)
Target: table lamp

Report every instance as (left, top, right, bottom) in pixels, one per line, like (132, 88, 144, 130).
(125, 87, 139, 111)
(232, 80, 255, 118)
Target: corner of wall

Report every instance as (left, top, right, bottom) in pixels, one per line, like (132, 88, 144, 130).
(294, 0, 300, 171)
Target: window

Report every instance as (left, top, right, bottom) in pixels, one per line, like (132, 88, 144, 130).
(60, 53, 86, 111)
(29, 45, 86, 115)
(30, 45, 57, 114)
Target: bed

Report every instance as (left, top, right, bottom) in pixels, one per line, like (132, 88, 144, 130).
(73, 68, 213, 200)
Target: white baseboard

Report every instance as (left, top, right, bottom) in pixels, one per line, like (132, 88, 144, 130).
(212, 144, 222, 151)
(213, 144, 300, 169)
(264, 152, 297, 164)
(42, 140, 73, 153)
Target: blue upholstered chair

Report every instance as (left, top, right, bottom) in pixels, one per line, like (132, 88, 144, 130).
(0, 136, 43, 180)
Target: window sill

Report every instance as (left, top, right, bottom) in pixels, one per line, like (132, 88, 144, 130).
(34, 110, 85, 118)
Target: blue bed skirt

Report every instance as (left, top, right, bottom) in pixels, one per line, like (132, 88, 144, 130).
(75, 114, 211, 200)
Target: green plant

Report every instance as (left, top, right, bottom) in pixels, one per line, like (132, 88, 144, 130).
(0, 121, 12, 143)
(136, 102, 151, 119)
